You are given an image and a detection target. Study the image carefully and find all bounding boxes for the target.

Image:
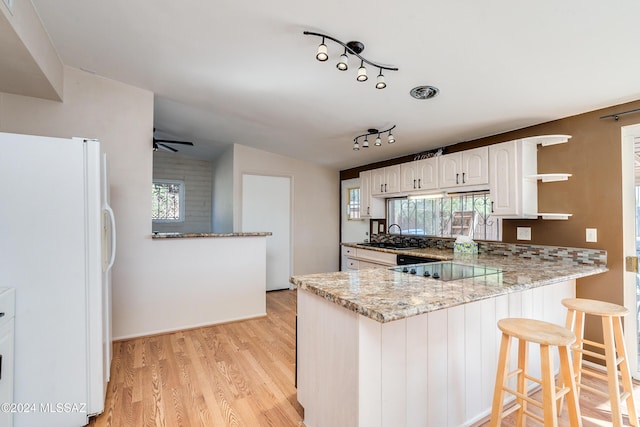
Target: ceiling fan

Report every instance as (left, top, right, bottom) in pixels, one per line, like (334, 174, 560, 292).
(152, 128, 194, 152)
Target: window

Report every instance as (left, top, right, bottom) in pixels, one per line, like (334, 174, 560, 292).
(386, 191, 500, 241)
(346, 187, 361, 220)
(152, 180, 185, 222)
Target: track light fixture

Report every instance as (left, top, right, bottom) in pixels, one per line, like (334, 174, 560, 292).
(353, 125, 396, 151)
(304, 31, 398, 88)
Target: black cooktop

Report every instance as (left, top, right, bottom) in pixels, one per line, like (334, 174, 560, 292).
(390, 262, 502, 281)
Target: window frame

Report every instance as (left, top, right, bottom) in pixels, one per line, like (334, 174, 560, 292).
(152, 179, 185, 223)
(346, 186, 362, 221)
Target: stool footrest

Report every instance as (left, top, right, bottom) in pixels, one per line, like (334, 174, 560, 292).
(581, 338, 606, 351)
(572, 346, 606, 361)
(523, 410, 545, 424)
(578, 379, 616, 399)
(579, 368, 608, 382)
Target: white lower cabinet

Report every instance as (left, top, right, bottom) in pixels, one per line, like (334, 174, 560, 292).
(0, 288, 15, 427)
(343, 247, 396, 270)
(297, 280, 575, 427)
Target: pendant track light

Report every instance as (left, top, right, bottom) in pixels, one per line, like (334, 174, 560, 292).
(304, 30, 398, 89)
(376, 69, 386, 89)
(337, 48, 349, 71)
(353, 126, 396, 151)
(316, 37, 328, 61)
(357, 60, 368, 82)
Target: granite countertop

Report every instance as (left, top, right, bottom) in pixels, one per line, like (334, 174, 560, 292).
(341, 242, 454, 260)
(290, 253, 607, 323)
(152, 232, 272, 239)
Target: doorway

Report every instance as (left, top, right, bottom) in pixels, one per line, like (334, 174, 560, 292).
(241, 174, 292, 291)
(621, 123, 640, 379)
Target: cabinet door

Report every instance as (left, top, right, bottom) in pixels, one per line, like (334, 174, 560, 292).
(371, 168, 386, 196)
(461, 146, 489, 186)
(360, 171, 372, 217)
(489, 141, 518, 215)
(415, 157, 438, 190)
(400, 162, 419, 192)
(359, 170, 385, 217)
(439, 153, 462, 188)
(384, 165, 401, 194)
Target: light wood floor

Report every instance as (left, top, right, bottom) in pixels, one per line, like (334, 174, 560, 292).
(89, 289, 639, 427)
(88, 290, 303, 427)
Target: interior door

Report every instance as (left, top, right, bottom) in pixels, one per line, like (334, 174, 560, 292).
(242, 174, 291, 291)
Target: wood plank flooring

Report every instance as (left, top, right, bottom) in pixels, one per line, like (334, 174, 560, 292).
(88, 290, 303, 427)
(89, 289, 639, 427)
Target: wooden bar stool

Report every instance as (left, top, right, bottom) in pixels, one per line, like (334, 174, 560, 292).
(490, 318, 582, 427)
(561, 298, 638, 427)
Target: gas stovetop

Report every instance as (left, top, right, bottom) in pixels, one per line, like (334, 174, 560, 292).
(390, 262, 502, 281)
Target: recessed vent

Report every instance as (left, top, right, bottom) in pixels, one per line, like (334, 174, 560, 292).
(410, 85, 439, 100)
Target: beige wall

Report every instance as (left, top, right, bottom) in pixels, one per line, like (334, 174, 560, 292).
(212, 144, 235, 232)
(233, 144, 340, 275)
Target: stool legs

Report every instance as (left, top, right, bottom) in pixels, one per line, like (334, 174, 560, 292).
(540, 343, 559, 426)
(558, 345, 581, 427)
(562, 299, 638, 427)
(490, 332, 512, 427)
(606, 315, 638, 427)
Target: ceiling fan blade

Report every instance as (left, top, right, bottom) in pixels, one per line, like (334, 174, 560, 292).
(154, 138, 194, 146)
(158, 143, 178, 152)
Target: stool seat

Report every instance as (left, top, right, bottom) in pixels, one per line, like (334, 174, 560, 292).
(490, 318, 581, 427)
(562, 298, 629, 317)
(498, 318, 575, 347)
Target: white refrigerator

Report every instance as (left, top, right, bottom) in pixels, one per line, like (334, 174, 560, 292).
(0, 132, 116, 427)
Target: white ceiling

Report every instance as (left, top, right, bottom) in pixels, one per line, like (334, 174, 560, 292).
(30, 0, 640, 170)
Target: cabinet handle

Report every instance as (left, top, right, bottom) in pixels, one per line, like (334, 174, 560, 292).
(384, 183, 387, 192)
(380, 184, 384, 193)
(418, 178, 422, 188)
(456, 173, 459, 184)
(0, 354, 3, 381)
(413, 179, 416, 189)
(491, 201, 494, 213)
(462, 172, 466, 183)
(367, 207, 370, 214)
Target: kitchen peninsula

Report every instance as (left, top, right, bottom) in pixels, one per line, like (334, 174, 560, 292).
(291, 244, 607, 427)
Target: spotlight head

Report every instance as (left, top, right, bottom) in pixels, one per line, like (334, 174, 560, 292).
(337, 53, 348, 71)
(363, 136, 369, 148)
(388, 132, 395, 144)
(316, 43, 328, 61)
(353, 141, 360, 151)
(376, 71, 386, 89)
(357, 61, 368, 82)
(375, 135, 382, 146)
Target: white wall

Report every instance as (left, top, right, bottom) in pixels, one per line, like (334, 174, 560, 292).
(340, 177, 369, 270)
(153, 151, 213, 233)
(233, 144, 340, 275)
(0, 64, 340, 337)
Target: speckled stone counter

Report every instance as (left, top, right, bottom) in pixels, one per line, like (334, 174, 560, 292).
(290, 254, 607, 323)
(342, 242, 454, 260)
(152, 232, 271, 239)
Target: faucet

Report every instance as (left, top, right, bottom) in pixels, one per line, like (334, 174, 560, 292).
(388, 223, 402, 235)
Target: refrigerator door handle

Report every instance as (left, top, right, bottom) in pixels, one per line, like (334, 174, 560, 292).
(104, 204, 117, 272)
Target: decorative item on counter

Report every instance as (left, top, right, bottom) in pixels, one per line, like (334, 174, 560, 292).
(454, 235, 478, 255)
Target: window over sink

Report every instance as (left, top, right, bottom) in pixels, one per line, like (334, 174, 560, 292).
(386, 191, 500, 241)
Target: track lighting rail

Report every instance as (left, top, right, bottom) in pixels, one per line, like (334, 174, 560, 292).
(303, 31, 399, 72)
(352, 125, 396, 151)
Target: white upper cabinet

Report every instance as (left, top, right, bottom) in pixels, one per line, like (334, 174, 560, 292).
(489, 139, 538, 218)
(400, 157, 438, 192)
(372, 165, 401, 196)
(439, 146, 489, 189)
(359, 170, 385, 218)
